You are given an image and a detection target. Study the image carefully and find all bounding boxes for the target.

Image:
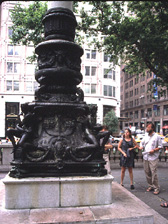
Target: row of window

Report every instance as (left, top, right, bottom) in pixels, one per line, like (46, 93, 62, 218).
(124, 76, 153, 89)
(124, 105, 168, 119)
(84, 66, 116, 80)
(8, 28, 113, 64)
(84, 84, 116, 97)
(124, 72, 153, 82)
(124, 91, 168, 108)
(7, 45, 34, 58)
(4, 80, 117, 97)
(125, 96, 154, 108)
(124, 85, 156, 98)
(6, 80, 38, 92)
(85, 49, 115, 64)
(6, 63, 116, 80)
(5, 62, 36, 74)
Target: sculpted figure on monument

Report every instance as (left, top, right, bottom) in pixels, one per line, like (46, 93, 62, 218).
(7, 103, 37, 160)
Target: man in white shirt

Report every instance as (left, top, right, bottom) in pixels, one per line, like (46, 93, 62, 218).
(140, 122, 162, 195)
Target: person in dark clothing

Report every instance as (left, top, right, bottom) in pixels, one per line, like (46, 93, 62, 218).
(118, 128, 140, 189)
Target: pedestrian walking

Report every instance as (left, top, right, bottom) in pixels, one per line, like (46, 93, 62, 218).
(139, 122, 162, 195)
(118, 128, 140, 189)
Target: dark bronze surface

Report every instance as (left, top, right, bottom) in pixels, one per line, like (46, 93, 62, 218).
(7, 7, 108, 178)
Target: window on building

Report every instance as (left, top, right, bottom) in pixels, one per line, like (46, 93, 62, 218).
(147, 94, 152, 103)
(140, 75, 145, 81)
(6, 80, 19, 91)
(135, 111, 139, 119)
(113, 86, 116, 97)
(7, 62, 20, 73)
(6, 102, 19, 115)
(113, 70, 116, 80)
(84, 84, 96, 94)
(135, 77, 139, 84)
(85, 49, 96, 59)
(6, 80, 12, 91)
(8, 45, 13, 55)
(104, 69, 112, 79)
(135, 88, 139, 95)
(8, 28, 13, 38)
(91, 84, 96, 93)
(5, 102, 19, 133)
(91, 67, 96, 76)
(14, 81, 19, 91)
(130, 80, 133, 87)
(104, 69, 115, 80)
(147, 108, 152, 117)
(130, 90, 133, 97)
(130, 101, 133, 107)
(141, 110, 144, 118)
(125, 82, 128, 89)
(85, 66, 90, 76)
(91, 50, 96, 59)
(8, 45, 21, 56)
(104, 53, 111, 62)
(130, 112, 133, 119)
(85, 49, 90, 59)
(163, 105, 168, 116)
(140, 85, 145, 93)
(85, 66, 96, 76)
(104, 85, 113, 97)
(125, 102, 128, 109)
(153, 105, 160, 116)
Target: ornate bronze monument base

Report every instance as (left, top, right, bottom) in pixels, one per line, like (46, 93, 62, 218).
(7, 7, 108, 178)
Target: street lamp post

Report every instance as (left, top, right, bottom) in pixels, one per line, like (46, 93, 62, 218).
(8, 1, 107, 178)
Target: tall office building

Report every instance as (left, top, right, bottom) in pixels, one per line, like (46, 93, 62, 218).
(0, 1, 120, 138)
(120, 65, 168, 134)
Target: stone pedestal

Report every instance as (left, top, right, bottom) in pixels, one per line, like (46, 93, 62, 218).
(1, 144, 13, 165)
(3, 174, 113, 209)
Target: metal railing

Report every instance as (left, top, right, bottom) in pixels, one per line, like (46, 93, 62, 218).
(109, 144, 168, 163)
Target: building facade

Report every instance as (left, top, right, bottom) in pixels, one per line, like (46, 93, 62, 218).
(120, 65, 168, 135)
(0, 1, 120, 138)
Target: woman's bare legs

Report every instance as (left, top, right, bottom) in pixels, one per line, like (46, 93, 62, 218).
(121, 166, 126, 185)
(128, 167, 133, 185)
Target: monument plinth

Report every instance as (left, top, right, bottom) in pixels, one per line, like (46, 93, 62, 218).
(6, 2, 109, 178)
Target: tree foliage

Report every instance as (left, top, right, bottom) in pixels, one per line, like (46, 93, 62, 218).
(9, 1, 168, 90)
(103, 110, 119, 134)
(9, 1, 47, 62)
(78, 1, 168, 90)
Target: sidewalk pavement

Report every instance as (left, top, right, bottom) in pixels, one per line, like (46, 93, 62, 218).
(0, 173, 168, 224)
(110, 166, 168, 221)
(0, 163, 168, 222)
